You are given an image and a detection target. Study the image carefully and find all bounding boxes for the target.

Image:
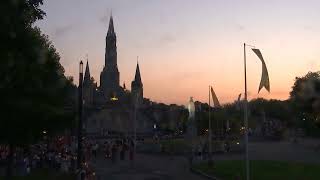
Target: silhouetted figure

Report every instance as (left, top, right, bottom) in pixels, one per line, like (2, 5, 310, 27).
(111, 143, 117, 164)
(129, 140, 134, 162)
(120, 143, 125, 160)
(105, 141, 110, 158)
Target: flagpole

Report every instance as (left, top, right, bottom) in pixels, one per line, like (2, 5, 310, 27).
(244, 43, 250, 180)
(208, 85, 212, 162)
(216, 105, 221, 140)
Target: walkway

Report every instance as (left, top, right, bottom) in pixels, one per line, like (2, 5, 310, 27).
(91, 153, 206, 180)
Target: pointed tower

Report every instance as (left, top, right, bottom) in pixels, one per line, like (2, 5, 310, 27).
(84, 61, 91, 84)
(83, 60, 94, 106)
(100, 15, 120, 99)
(131, 61, 143, 105)
(134, 62, 142, 85)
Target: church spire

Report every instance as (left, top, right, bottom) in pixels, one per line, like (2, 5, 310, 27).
(131, 58, 143, 104)
(134, 60, 142, 84)
(107, 15, 115, 35)
(84, 58, 91, 82)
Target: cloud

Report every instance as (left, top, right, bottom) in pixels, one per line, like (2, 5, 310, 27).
(153, 33, 176, 47)
(54, 24, 73, 37)
(307, 60, 317, 68)
(235, 24, 245, 31)
(172, 71, 204, 86)
(160, 33, 176, 44)
(303, 25, 318, 32)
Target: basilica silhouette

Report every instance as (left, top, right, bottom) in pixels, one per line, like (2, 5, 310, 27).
(82, 15, 149, 135)
(83, 15, 143, 108)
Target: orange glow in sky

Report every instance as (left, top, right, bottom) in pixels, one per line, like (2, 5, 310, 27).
(37, 0, 320, 105)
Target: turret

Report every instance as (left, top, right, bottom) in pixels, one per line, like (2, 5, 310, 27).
(84, 60, 91, 85)
(131, 61, 143, 105)
(83, 60, 94, 106)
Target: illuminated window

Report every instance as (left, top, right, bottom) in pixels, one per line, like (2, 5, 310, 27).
(110, 96, 118, 101)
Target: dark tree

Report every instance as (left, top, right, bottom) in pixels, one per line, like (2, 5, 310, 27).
(289, 72, 320, 135)
(0, 0, 76, 177)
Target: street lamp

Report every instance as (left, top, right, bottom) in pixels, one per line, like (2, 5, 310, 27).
(77, 61, 84, 176)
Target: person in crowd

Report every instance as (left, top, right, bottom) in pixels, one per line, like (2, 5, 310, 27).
(92, 143, 98, 158)
(104, 141, 110, 159)
(129, 139, 135, 163)
(120, 141, 125, 161)
(111, 142, 117, 164)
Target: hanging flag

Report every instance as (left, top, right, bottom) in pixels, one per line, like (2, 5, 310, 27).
(236, 93, 242, 110)
(252, 48, 270, 93)
(210, 87, 221, 108)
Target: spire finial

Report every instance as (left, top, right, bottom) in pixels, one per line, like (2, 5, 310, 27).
(134, 57, 141, 83)
(107, 12, 115, 35)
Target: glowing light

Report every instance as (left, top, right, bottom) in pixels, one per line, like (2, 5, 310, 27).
(42, 130, 47, 134)
(237, 142, 240, 145)
(110, 97, 118, 101)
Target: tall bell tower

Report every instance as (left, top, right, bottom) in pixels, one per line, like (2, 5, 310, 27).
(100, 15, 120, 99)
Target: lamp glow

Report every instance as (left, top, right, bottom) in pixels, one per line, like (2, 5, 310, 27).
(110, 97, 118, 101)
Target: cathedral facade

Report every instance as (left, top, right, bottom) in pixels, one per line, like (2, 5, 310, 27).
(82, 15, 149, 135)
(83, 15, 143, 107)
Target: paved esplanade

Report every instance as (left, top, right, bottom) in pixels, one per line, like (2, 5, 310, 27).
(91, 154, 206, 180)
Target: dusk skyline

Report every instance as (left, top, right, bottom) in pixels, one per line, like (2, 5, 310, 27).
(36, 0, 320, 105)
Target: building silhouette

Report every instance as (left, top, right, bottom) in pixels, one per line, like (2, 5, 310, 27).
(82, 15, 147, 135)
(83, 15, 143, 107)
(82, 15, 187, 136)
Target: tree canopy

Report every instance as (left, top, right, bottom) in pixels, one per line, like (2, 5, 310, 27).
(0, 0, 76, 145)
(290, 72, 320, 116)
(289, 71, 320, 135)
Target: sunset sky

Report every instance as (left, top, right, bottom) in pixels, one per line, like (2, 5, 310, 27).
(36, 0, 320, 105)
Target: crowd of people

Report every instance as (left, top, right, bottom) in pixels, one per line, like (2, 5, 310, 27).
(0, 136, 81, 176)
(0, 135, 137, 179)
(96, 138, 135, 163)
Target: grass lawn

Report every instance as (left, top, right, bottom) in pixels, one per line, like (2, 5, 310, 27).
(193, 160, 320, 180)
(0, 168, 75, 180)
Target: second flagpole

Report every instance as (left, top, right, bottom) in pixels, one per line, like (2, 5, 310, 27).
(244, 43, 250, 180)
(208, 85, 212, 164)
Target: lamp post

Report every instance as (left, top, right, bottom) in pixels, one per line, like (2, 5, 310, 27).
(208, 86, 212, 165)
(77, 61, 84, 173)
